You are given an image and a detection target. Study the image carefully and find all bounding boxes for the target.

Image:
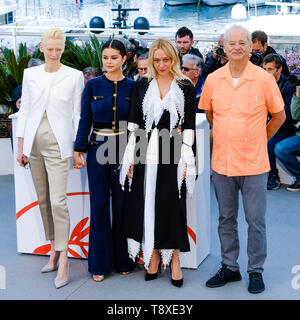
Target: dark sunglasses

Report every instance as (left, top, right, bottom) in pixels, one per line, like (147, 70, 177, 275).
(181, 66, 198, 72)
(138, 67, 148, 72)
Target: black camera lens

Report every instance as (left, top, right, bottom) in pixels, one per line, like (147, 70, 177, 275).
(289, 74, 300, 86)
(250, 52, 264, 66)
(216, 46, 225, 57)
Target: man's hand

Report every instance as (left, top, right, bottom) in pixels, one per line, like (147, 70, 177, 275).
(267, 109, 286, 140)
(206, 110, 213, 127)
(296, 86, 300, 97)
(212, 45, 219, 60)
(220, 55, 229, 65)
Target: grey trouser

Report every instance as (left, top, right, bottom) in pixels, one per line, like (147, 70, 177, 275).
(29, 112, 70, 251)
(212, 170, 268, 274)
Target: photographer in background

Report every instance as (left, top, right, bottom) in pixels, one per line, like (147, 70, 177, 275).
(275, 83, 300, 192)
(129, 38, 148, 57)
(262, 54, 296, 190)
(134, 52, 149, 80)
(202, 34, 228, 77)
(175, 26, 203, 65)
(122, 38, 148, 79)
(82, 67, 99, 85)
(119, 38, 136, 79)
(181, 54, 205, 112)
(251, 30, 290, 76)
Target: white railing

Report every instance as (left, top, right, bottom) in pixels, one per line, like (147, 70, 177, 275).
(0, 25, 221, 53)
(265, 0, 300, 14)
(0, 25, 300, 54)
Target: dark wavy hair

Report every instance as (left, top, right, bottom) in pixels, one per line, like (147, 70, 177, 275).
(175, 26, 194, 40)
(251, 30, 268, 46)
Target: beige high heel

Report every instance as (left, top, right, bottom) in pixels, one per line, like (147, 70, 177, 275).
(41, 264, 58, 273)
(54, 263, 69, 289)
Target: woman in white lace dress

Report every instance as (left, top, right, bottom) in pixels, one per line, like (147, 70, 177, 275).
(120, 38, 196, 287)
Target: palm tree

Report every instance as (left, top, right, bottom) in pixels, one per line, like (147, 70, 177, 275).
(62, 35, 104, 74)
(0, 44, 31, 137)
(0, 44, 31, 112)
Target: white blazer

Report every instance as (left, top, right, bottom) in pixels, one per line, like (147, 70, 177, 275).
(16, 64, 84, 159)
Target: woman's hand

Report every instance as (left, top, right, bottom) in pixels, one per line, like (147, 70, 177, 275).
(183, 163, 187, 180)
(177, 125, 182, 136)
(17, 138, 28, 167)
(16, 98, 21, 109)
(17, 153, 28, 167)
(127, 163, 133, 179)
(73, 151, 86, 169)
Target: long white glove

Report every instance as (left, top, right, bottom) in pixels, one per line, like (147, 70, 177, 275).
(119, 123, 138, 191)
(177, 129, 196, 198)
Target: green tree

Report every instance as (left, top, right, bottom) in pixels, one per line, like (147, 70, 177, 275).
(0, 44, 31, 112)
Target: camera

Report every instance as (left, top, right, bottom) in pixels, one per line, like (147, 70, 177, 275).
(135, 45, 148, 56)
(289, 74, 300, 86)
(129, 38, 148, 56)
(250, 52, 264, 66)
(216, 45, 226, 57)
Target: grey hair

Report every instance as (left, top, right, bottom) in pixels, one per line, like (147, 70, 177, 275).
(218, 33, 224, 41)
(83, 66, 99, 77)
(27, 58, 44, 68)
(182, 54, 204, 71)
(224, 24, 251, 44)
(137, 52, 149, 62)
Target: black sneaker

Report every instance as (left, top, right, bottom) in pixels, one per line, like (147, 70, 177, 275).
(267, 173, 280, 190)
(286, 181, 300, 192)
(248, 272, 265, 294)
(206, 265, 242, 288)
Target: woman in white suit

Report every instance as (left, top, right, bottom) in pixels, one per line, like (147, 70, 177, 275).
(16, 28, 84, 289)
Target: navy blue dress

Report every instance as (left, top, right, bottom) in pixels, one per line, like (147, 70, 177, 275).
(74, 75, 136, 275)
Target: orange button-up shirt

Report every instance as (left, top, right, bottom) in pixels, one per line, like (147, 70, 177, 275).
(198, 61, 284, 176)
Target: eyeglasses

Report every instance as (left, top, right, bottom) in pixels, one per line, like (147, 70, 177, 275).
(181, 66, 198, 72)
(138, 67, 148, 72)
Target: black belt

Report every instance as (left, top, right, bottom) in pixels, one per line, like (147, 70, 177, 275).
(94, 122, 117, 129)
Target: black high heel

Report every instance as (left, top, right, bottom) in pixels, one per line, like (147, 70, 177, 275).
(145, 259, 162, 281)
(170, 260, 183, 288)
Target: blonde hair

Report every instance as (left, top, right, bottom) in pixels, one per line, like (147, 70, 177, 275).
(41, 28, 66, 46)
(146, 38, 190, 82)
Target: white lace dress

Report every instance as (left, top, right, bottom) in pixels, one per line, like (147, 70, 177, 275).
(120, 77, 196, 270)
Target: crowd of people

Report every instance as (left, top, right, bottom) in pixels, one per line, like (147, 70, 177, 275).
(14, 24, 299, 294)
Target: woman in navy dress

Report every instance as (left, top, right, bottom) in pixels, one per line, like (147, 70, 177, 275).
(73, 40, 136, 282)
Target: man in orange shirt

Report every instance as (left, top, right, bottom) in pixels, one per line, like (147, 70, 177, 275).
(199, 24, 285, 294)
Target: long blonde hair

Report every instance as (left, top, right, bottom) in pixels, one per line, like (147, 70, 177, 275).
(146, 38, 190, 82)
